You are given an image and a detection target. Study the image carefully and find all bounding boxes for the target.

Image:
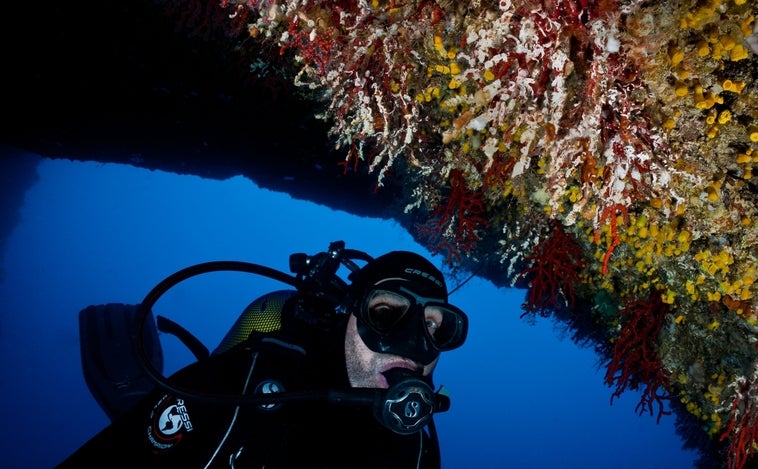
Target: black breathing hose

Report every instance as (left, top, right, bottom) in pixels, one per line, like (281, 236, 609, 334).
(134, 260, 302, 406)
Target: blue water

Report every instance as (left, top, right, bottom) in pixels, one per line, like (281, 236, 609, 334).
(0, 155, 697, 468)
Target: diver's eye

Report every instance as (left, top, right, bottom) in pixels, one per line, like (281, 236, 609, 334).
(371, 303, 403, 320)
(424, 308, 444, 336)
(365, 290, 412, 331)
(368, 303, 408, 330)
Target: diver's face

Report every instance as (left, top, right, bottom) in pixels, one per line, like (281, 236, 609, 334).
(344, 314, 439, 389)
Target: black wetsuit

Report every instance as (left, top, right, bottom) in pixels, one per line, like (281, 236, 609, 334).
(58, 305, 441, 468)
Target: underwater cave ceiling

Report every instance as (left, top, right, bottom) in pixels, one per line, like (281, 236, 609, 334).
(6, 0, 758, 467)
(2, 0, 406, 225)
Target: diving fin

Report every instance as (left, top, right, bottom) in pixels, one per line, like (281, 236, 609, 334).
(78, 303, 163, 422)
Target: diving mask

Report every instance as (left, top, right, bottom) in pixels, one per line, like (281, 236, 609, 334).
(355, 283, 468, 365)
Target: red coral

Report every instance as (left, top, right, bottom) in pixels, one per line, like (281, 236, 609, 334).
(278, 15, 338, 75)
(604, 290, 672, 423)
(415, 170, 489, 265)
(517, 220, 586, 318)
(594, 203, 628, 275)
(720, 369, 758, 469)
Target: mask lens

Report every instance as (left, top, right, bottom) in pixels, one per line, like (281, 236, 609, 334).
(423, 303, 467, 350)
(364, 290, 412, 332)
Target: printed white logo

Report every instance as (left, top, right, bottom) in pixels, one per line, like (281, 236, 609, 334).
(154, 397, 194, 437)
(147, 396, 194, 452)
(157, 405, 185, 435)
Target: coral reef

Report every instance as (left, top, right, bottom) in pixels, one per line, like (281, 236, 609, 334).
(166, 0, 758, 467)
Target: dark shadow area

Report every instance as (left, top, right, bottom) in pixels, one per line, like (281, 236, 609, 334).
(0, 148, 41, 284)
(1, 1, 402, 219)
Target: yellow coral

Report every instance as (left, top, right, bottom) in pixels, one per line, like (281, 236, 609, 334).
(697, 41, 711, 56)
(670, 47, 685, 67)
(717, 110, 731, 125)
(730, 44, 749, 61)
(722, 79, 745, 93)
(674, 81, 689, 97)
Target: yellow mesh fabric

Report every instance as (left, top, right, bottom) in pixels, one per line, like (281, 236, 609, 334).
(213, 289, 296, 354)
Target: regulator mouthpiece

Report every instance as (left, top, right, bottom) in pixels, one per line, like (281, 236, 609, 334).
(375, 376, 437, 435)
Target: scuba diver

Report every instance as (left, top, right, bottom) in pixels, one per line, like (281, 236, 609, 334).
(58, 241, 468, 468)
